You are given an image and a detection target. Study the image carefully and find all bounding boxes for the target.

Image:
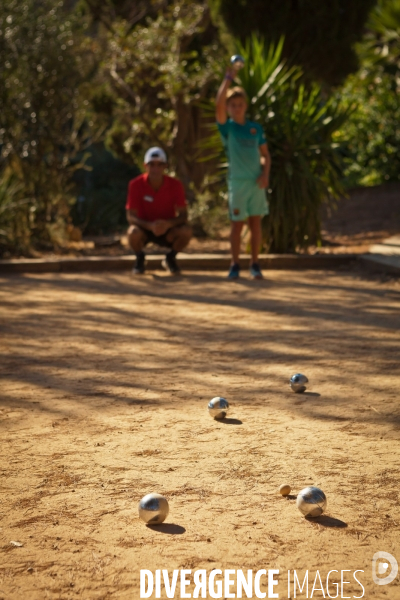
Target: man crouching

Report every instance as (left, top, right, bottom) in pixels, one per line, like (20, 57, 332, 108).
(126, 147, 192, 275)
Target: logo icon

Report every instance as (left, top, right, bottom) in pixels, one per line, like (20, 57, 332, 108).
(372, 551, 398, 585)
(250, 127, 257, 135)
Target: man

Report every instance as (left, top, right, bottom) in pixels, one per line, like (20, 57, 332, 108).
(126, 147, 192, 275)
(215, 68, 271, 280)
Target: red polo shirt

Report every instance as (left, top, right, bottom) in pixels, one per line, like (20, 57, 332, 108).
(126, 173, 186, 221)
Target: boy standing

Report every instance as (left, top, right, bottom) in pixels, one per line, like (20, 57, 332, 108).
(216, 66, 271, 279)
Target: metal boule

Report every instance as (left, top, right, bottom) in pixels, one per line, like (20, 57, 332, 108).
(230, 54, 245, 70)
(138, 493, 169, 525)
(296, 486, 327, 517)
(208, 397, 230, 419)
(290, 373, 308, 393)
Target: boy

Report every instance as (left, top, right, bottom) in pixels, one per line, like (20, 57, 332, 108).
(215, 66, 271, 279)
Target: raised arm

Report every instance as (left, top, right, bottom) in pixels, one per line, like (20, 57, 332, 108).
(215, 67, 234, 124)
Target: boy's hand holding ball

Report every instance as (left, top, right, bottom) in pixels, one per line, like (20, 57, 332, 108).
(225, 55, 245, 82)
(230, 54, 245, 71)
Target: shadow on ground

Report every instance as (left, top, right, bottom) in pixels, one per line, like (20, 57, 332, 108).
(0, 270, 399, 433)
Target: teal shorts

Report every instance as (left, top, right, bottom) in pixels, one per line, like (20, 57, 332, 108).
(228, 179, 269, 221)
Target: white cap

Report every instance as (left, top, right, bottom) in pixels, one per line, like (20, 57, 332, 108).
(144, 146, 167, 164)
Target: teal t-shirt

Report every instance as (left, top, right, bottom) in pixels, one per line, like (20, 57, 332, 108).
(217, 119, 266, 180)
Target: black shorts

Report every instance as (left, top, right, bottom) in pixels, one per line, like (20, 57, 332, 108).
(141, 227, 173, 249)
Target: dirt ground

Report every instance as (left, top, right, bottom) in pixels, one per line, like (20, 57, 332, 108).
(319, 182, 400, 253)
(1, 267, 400, 600)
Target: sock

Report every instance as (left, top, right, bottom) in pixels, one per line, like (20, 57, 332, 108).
(167, 249, 177, 259)
(136, 251, 145, 260)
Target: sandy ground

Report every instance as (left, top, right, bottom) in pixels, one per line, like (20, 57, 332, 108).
(319, 182, 400, 254)
(0, 268, 400, 600)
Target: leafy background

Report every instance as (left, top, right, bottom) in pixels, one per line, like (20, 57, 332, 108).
(0, 0, 399, 255)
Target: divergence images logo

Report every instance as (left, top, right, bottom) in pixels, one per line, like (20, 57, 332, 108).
(372, 552, 398, 586)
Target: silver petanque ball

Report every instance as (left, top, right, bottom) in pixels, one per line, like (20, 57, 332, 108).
(290, 373, 309, 393)
(297, 486, 327, 517)
(230, 54, 245, 70)
(208, 396, 230, 419)
(138, 493, 169, 525)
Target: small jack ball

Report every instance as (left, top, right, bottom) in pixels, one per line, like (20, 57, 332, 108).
(279, 484, 291, 496)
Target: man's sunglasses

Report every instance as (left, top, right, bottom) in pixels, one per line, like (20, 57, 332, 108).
(147, 161, 166, 167)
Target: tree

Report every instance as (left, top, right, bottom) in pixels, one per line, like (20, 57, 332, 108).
(71, 144, 140, 234)
(77, 0, 172, 31)
(339, 0, 400, 186)
(210, 0, 378, 86)
(0, 0, 97, 253)
(98, 0, 223, 203)
(0, 170, 31, 253)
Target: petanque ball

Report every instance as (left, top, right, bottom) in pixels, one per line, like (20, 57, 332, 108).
(138, 493, 169, 525)
(208, 397, 230, 419)
(230, 54, 245, 70)
(296, 486, 327, 517)
(290, 373, 308, 393)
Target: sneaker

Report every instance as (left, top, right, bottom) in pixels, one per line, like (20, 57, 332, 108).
(249, 263, 263, 280)
(162, 252, 180, 274)
(132, 252, 145, 274)
(227, 263, 240, 280)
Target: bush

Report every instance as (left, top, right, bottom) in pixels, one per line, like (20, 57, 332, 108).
(72, 144, 140, 234)
(338, 0, 400, 187)
(0, 0, 97, 254)
(0, 169, 31, 255)
(211, 0, 377, 86)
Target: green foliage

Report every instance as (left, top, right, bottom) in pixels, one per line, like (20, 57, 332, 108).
(339, 0, 400, 187)
(261, 84, 349, 252)
(2, 0, 396, 255)
(203, 36, 349, 252)
(0, 0, 97, 254)
(239, 37, 349, 252)
(78, 0, 172, 30)
(210, 0, 378, 86)
(99, 0, 223, 201)
(368, 0, 400, 43)
(72, 144, 140, 234)
(0, 170, 32, 254)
